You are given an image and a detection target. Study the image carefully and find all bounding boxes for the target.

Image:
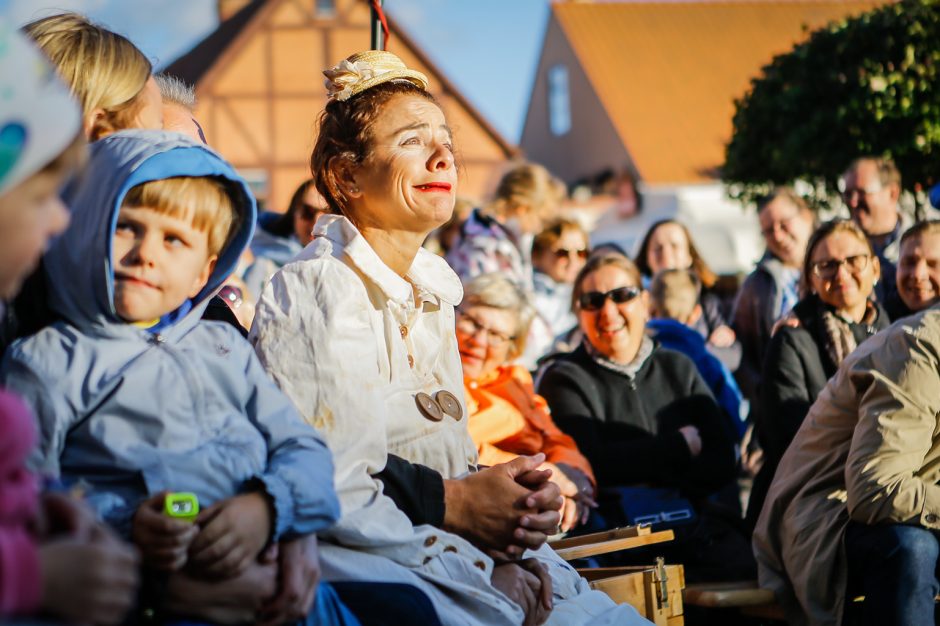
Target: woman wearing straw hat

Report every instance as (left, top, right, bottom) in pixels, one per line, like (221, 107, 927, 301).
(251, 50, 648, 625)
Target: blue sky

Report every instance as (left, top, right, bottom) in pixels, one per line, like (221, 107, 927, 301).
(3, 0, 549, 141)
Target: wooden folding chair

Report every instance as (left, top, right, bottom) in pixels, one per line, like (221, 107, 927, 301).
(550, 525, 685, 625)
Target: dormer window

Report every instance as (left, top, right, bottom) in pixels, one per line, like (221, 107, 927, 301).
(315, 0, 335, 17)
(548, 64, 571, 136)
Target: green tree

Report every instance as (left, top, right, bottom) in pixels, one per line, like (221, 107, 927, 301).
(723, 0, 940, 208)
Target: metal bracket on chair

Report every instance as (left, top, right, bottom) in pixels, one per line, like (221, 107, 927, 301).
(654, 556, 670, 609)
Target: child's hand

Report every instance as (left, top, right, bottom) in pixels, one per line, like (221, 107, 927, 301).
(190, 492, 273, 578)
(132, 491, 198, 571)
(39, 528, 140, 625)
(34, 491, 100, 540)
(708, 324, 737, 348)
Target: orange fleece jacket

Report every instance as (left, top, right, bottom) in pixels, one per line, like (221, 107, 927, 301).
(465, 365, 595, 485)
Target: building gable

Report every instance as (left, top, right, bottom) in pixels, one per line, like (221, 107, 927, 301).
(164, 0, 515, 209)
(521, 11, 635, 187)
(523, 0, 888, 185)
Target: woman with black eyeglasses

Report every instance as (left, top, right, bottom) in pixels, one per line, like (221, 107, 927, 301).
(746, 219, 889, 529)
(537, 252, 753, 582)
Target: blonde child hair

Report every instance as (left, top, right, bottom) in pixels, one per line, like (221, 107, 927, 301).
(488, 162, 563, 226)
(649, 269, 701, 323)
(122, 177, 239, 257)
(23, 13, 152, 140)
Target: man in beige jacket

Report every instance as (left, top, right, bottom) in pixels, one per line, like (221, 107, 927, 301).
(753, 304, 940, 626)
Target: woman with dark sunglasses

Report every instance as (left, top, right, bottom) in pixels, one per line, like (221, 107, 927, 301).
(537, 252, 753, 582)
(746, 219, 889, 530)
(523, 218, 591, 366)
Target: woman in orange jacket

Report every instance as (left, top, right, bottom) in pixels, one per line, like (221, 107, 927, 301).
(457, 273, 596, 532)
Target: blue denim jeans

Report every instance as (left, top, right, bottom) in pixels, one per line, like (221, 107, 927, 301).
(843, 521, 940, 626)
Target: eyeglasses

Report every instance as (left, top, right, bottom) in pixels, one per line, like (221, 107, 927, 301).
(456, 311, 515, 348)
(841, 184, 883, 203)
(577, 286, 642, 311)
(811, 254, 870, 278)
(760, 215, 798, 238)
(553, 247, 589, 261)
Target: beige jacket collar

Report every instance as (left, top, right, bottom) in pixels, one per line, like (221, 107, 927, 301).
(315, 214, 463, 307)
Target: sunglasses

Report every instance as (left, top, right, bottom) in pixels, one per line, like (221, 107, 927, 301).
(578, 286, 642, 311)
(553, 247, 589, 261)
(298, 204, 327, 220)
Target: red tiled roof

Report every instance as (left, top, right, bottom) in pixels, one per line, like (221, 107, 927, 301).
(554, 0, 890, 183)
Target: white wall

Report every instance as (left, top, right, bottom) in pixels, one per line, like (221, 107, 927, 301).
(589, 183, 763, 276)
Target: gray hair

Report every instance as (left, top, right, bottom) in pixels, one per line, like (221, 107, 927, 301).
(154, 73, 196, 110)
(461, 273, 536, 357)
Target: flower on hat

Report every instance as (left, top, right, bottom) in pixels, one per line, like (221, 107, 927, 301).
(322, 50, 429, 102)
(323, 59, 379, 101)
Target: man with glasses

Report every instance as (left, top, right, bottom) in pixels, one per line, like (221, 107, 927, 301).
(841, 157, 911, 303)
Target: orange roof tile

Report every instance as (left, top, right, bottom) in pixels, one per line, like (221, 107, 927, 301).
(554, 0, 890, 183)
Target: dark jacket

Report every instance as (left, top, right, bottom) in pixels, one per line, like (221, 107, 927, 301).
(746, 294, 889, 527)
(731, 253, 794, 404)
(883, 290, 915, 322)
(537, 343, 736, 497)
(375, 455, 445, 527)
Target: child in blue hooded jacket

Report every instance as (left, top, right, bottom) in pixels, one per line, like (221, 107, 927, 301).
(0, 130, 356, 624)
(647, 269, 746, 439)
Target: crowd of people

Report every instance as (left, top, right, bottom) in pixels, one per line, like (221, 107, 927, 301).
(2, 10, 940, 626)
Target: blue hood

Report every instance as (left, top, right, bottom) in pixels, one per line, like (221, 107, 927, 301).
(249, 226, 303, 267)
(46, 130, 256, 334)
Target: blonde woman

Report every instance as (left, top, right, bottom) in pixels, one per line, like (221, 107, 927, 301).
(446, 162, 565, 288)
(24, 13, 162, 140)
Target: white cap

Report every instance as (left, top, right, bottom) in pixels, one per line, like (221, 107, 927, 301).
(0, 20, 82, 195)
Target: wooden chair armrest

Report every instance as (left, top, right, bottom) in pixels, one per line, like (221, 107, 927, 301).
(553, 529, 674, 560)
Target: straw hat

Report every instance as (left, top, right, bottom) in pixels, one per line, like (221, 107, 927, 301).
(323, 50, 429, 102)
